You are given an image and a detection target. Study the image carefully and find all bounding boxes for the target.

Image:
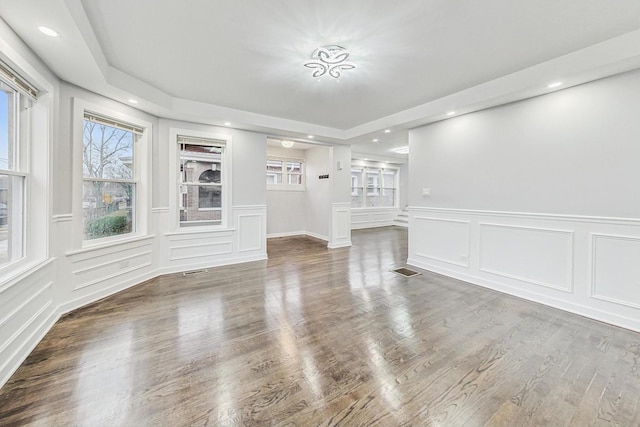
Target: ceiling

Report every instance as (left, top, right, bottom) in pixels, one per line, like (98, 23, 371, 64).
(2, 0, 640, 159)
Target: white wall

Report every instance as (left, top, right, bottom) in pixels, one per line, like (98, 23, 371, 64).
(408, 69, 640, 332)
(305, 146, 332, 240)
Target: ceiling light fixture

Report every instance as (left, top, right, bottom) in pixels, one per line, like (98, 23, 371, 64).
(384, 129, 391, 133)
(547, 82, 563, 88)
(281, 140, 295, 148)
(446, 111, 456, 116)
(303, 45, 356, 79)
(128, 99, 138, 104)
(393, 146, 409, 154)
(372, 139, 379, 142)
(38, 26, 58, 37)
(224, 122, 231, 126)
(307, 135, 314, 139)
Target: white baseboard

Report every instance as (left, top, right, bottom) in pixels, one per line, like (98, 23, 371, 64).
(267, 231, 306, 238)
(305, 231, 329, 242)
(328, 241, 352, 249)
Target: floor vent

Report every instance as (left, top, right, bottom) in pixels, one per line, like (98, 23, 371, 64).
(182, 269, 208, 276)
(391, 267, 421, 278)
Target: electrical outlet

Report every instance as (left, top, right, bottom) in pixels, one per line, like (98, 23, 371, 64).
(422, 188, 431, 196)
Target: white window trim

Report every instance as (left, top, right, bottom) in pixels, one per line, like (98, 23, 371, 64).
(72, 98, 152, 249)
(169, 127, 232, 231)
(267, 156, 305, 192)
(351, 164, 399, 209)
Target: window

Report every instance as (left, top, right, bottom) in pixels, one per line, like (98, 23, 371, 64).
(351, 166, 397, 208)
(0, 82, 26, 265)
(82, 113, 141, 240)
(266, 157, 304, 189)
(179, 136, 224, 226)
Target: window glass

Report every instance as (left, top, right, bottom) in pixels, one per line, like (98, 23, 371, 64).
(0, 85, 24, 264)
(267, 158, 304, 188)
(82, 118, 136, 240)
(351, 165, 397, 208)
(180, 140, 223, 226)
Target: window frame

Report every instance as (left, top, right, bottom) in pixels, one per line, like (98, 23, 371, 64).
(351, 164, 398, 209)
(266, 156, 305, 191)
(0, 81, 27, 268)
(170, 127, 232, 231)
(72, 98, 152, 249)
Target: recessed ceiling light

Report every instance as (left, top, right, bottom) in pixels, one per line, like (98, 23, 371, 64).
(307, 135, 314, 139)
(38, 26, 58, 37)
(224, 122, 231, 126)
(372, 139, 379, 142)
(128, 99, 138, 104)
(446, 111, 456, 116)
(384, 129, 391, 133)
(547, 82, 563, 88)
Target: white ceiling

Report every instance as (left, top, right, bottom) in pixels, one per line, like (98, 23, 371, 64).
(2, 0, 640, 158)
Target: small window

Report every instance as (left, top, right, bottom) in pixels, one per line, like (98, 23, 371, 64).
(179, 138, 224, 226)
(267, 157, 304, 190)
(82, 113, 139, 241)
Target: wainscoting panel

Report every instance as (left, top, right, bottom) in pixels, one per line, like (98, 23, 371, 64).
(0, 260, 58, 389)
(407, 207, 640, 332)
(329, 203, 351, 248)
(591, 233, 640, 309)
(351, 208, 399, 229)
(479, 223, 573, 292)
(238, 214, 263, 252)
(411, 216, 470, 267)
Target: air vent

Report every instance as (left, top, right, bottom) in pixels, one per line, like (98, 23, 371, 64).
(391, 267, 421, 278)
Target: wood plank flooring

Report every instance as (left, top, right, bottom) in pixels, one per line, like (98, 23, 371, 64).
(1, 226, 640, 426)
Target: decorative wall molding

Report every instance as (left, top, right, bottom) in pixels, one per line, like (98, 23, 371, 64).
(412, 216, 470, 268)
(408, 206, 640, 226)
(351, 207, 399, 230)
(478, 223, 574, 293)
(590, 233, 640, 309)
(151, 207, 170, 214)
(407, 206, 640, 333)
(329, 203, 351, 249)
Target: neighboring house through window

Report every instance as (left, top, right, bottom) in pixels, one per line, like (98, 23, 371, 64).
(179, 136, 225, 226)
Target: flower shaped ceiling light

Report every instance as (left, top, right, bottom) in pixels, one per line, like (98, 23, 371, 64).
(303, 45, 356, 79)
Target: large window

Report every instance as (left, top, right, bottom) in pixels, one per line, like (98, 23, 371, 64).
(0, 82, 25, 265)
(179, 136, 224, 226)
(266, 157, 304, 189)
(351, 167, 397, 208)
(82, 113, 140, 240)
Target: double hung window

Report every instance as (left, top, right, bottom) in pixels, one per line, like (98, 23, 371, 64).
(82, 113, 140, 240)
(266, 157, 304, 189)
(351, 167, 397, 208)
(179, 136, 225, 226)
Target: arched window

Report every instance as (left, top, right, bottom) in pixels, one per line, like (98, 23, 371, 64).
(198, 169, 221, 208)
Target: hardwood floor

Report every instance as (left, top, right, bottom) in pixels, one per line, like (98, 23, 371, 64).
(1, 226, 640, 426)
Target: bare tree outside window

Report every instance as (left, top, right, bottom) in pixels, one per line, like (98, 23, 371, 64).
(82, 117, 136, 240)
